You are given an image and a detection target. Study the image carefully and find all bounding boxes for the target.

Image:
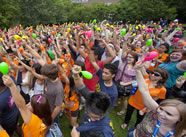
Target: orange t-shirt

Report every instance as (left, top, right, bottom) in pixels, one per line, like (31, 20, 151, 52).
(64, 85, 79, 111)
(0, 130, 9, 137)
(3, 57, 19, 79)
(136, 48, 141, 54)
(22, 113, 47, 137)
(129, 75, 166, 110)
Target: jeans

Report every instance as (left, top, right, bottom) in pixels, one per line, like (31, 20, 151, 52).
(54, 111, 62, 132)
(45, 123, 63, 137)
(127, 127, 135, 137)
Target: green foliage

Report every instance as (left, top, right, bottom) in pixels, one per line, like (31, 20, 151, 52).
(0, 0, 185, 28)
(0, 0, 20, 28)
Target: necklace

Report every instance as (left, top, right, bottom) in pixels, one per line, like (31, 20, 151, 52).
(152, 121, 175, 137)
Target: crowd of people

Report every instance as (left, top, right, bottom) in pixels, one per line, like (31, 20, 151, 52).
(0, 19, 186, 137)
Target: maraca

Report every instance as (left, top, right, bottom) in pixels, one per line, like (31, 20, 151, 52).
(142, 51, 158, 63)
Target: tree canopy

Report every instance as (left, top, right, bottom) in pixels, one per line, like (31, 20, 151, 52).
(0, 0, 185, 28)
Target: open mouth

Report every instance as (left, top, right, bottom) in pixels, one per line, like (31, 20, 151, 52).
(158, 115, 166, 122)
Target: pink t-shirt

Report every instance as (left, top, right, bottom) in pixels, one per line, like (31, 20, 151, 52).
(84, 56, 103, 91)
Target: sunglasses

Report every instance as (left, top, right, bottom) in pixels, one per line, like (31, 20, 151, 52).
(150, 71, 161, 77)
(127, 56, 134, 59)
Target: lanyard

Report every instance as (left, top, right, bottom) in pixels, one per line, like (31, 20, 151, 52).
(152, 121, 175, 137)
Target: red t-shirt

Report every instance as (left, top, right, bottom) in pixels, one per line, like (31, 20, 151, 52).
(84, 56, 103, 91)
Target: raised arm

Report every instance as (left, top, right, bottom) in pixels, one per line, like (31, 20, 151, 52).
(76, 32, 87, 59)
(5, 55, 18, 71)
(72, 65, 91, 99)
(16, 58, 46, 80)
(102, 40, 115, 65)
(57, 63, 69, 85)
(22, 40, 46, 66)
(2, 75, 32, 124)
(135, 67, 159, 110)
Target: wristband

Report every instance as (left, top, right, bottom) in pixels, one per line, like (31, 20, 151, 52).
(72, 74, 80, 80)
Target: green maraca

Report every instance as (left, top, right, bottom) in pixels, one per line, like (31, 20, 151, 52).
(0, 62, 9, 75)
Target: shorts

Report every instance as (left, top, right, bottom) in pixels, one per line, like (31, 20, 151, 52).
(71, 109, 79, 117)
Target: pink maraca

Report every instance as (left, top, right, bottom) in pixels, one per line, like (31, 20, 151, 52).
(115, 27, 120, 30)
(17, 40, 21, 45)
(158, 28, 163, 32)
(75, 25, 80, 29)
(148, 29, 152, 33)
(142, 51, 158, 62)
(84, 31, 92, 39)
(173, 38, 180, 43)
(177, 31, 182, 34)
(48, 38, 52, 43)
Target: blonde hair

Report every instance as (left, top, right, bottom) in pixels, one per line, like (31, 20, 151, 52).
(159, 99, 186, 137)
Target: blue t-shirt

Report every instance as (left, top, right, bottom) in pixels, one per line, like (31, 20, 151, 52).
(0, 87, 19, 125)
(159, 62, 184, 88)
(96, 69, 118, 108)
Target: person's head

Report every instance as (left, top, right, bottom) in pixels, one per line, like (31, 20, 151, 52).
(18, 60, 30, 72)
(41, 64, 58, 80)
(157, 99, 186, 137)
(7, 49, 16, 60)
(75, 60, 85, 71)
(86, 92, 110, 121)
(27, 95, 52, 127)
(173, 39, 185, 49)
(158, 43, 169, 53)
(149, 68, 168, 88)
(106, 43, 116, 56)
(33, 63, 42, 74)
(166, 49, 186, 63)
(127, 43, 136, 52)
(102, 63, 117, 81)
(42, 37, 49, 47)
(91, 47, 103, 61)
(135, 40, 142, 49)
(126, 51, 138, 66)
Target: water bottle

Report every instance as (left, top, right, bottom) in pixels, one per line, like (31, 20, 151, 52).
(130, 87, 138, 95)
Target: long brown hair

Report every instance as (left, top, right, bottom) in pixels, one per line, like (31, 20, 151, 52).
(159, 99, 186, 137)
(153, 68, 168, 88)
(31, 95, 52, 127)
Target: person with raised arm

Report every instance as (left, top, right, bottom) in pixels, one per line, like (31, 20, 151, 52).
(126, 62, 186, 137)
(0, 75, 52, 137)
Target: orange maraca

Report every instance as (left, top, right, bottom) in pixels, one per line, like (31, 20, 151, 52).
(2, 35, 5, 40)
(59, 59, 65, 64)
(19, 47, 23, 53)
(51, 31, 54, 35)
(67, 53, 71, 58)
(40, 45, 44, 51)
(181, 42, 186, 46)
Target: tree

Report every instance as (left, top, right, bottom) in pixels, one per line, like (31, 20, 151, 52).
(0, 0, 20, 28)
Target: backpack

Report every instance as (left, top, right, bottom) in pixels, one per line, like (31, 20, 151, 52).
(45, 123, 63, 137)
